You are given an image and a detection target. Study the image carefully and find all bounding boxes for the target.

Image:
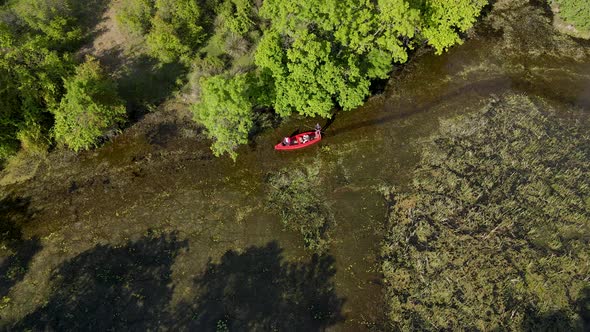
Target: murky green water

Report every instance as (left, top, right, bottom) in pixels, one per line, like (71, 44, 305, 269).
(1, 1, 590, 330)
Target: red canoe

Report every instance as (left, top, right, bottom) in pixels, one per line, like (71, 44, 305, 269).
(275, 131, 321, 150)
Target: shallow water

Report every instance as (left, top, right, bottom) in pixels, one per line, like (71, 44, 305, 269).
(1, 1, 590, 330)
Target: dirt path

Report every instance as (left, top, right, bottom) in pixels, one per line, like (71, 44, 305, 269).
(77, 0, 144, 71)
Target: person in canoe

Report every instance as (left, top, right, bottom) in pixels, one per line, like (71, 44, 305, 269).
(275, 124, 322, 150)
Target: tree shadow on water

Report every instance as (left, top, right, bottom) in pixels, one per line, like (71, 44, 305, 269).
(520, 286, 590, 332)
(0, 196, 41, 299)
(13, 231, 188, 331)
(9, 238, 343, 331)
(174, 242, 345, 331)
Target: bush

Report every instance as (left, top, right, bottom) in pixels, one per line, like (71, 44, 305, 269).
(0, 21, 74, 160)
(0, 65, 22, 161)
(115, 0, 155, 35)
(12, 0, 83, 46)
(420, 0, 488, 54)
(254, 0, 487, 118)
(146, 15, 190, 63)
(16, 122, 50, 155)
(53, 57, 126, 151)
(146, 0, 203, 63)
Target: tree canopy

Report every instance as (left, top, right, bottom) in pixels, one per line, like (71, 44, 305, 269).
(216, 0, 255, 35)
(555, 0, 590, 31)
(184, 0, 487, 158)
(53, 57, 126, 152)
(1, 0, 489, 160)
(254, 0, 487, 118)
(0, 16, 74, 159)
(115, 0, 155, 35)
(11, 0, 83, 47)
(191, 74, 254, 160)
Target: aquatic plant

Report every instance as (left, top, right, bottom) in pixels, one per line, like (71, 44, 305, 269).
(267, 162, 333, 251)
(382, 94, 590, 330)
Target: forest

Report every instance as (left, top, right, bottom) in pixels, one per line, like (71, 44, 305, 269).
(1, 0, 590, 330)
(1, 0, 491, 161)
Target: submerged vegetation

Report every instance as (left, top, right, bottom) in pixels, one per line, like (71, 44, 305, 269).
(381, 95, 590, 331)
(267, 162, 333, 252)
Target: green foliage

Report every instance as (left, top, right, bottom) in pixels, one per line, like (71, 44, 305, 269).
(382, 95, 590, 330)
(12, 0, 83, 47)
(217, 0, 255, 35)
(183, 0, 486, 158)
(162, 0, 203, 46)
(256, 0, 374, 117)
(420, 0, 488, 54)
(191, 74, 254, 160)
(115, 0, 155, 35)
(0, 0, 108, 160)
(16, 121, 51, 155)
(374, 0, 421, 64)
(0, 20, 74, 160)
(555, 0, 590, 31)
(267, 162, 332, 251)
(146, 15, 191, 63)
(0, 63, 22, 160)
(1, 0, 488, 160)
(53, 57, 126, 152)
(116, 0, 205, 62)
(146, 0, 203, 63)
(255, 0, 486, 117)
(256, 29, 367, 117)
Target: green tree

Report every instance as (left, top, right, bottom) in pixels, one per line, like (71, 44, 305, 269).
(217, 0, 255, 35)
(115, 0, 155, 35)
(554, 0, 590, 31)
(146, 0, 203, 62)
(0, 65, 21, 160)
(12, 0, 83, 47)
(191, 74, 254, 160)
(255, 0, 382, 117)
(53, 57, 126, 151)
(0, 22, 74, 159)
(420, 0, 488, 54)
(255, 0, 486, 118)
(146, 15, 190, 63)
